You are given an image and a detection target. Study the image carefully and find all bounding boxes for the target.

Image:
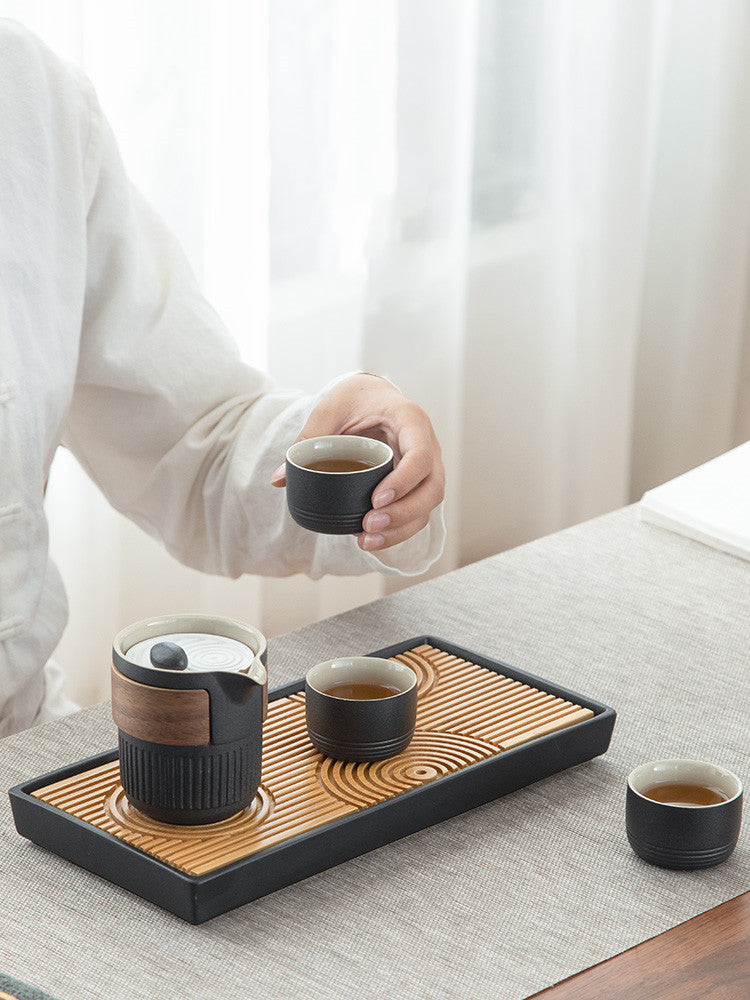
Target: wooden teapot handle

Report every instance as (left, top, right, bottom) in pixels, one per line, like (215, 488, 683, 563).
(111, 665, 211, 746)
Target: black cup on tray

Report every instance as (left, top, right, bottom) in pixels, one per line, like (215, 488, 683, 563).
(305, 656, 417, 762)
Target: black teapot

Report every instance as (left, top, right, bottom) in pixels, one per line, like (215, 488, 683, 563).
(111, 614, 267, 825)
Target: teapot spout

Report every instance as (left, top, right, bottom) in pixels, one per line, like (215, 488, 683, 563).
(241, 659, 267, 688)
(209, 660, 268, 737)
(241, 658, 268, 722)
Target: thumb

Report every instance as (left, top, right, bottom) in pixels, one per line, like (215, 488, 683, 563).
(270, 462, 286, 487)
(271, 377, 364, 487)
(270, 410, 332, 488)
(290, 406, 342, 444)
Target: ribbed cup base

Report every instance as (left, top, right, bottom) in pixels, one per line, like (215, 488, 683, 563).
(626, 830, 737, 869)
(307, 728, 415, 762)
(118, 732, 261, 825)
(288, 506, 365, 534)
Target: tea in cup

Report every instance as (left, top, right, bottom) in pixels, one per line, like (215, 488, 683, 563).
(305, 656, 417, 761)
(285, 435, 394, 534)
(626, 758, 743, 869)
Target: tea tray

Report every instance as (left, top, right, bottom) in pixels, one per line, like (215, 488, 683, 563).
(9, 637, 616, 923)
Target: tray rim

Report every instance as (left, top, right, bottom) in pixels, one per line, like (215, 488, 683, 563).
(8, 635, 617, 922)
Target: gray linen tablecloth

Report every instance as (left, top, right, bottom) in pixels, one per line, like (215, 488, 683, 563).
(0, 506, 747, 1000)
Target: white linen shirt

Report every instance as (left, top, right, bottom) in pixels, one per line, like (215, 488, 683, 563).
(0, 21, 445, 735)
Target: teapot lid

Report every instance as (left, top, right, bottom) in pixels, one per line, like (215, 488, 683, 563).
(126, 632, 257, 674)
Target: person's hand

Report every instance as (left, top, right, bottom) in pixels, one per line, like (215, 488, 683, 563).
(270, 373, 445, 551)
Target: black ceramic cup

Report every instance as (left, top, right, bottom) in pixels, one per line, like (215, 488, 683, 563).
(305, 656, 417, 762)
(626, 758, 743, 869)
(285, 435, 394, 534)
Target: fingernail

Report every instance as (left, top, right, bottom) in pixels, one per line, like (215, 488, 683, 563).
(365, 512, 390, 532)
(362, 532, 386, 551)
(270, 464, 285, 485)
(372, 488, 395, 509)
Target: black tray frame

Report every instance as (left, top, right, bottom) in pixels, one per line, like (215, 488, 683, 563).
(9, 636, 616, 923)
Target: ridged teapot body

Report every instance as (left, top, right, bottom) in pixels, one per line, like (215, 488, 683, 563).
(111, 615, 267, 825)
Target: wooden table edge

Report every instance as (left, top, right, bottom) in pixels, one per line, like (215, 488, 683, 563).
(528, 889, 750, 999)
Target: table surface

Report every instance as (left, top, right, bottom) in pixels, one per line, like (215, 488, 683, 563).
(0, 505, 747, 1000)
(530, 889, 750, 999)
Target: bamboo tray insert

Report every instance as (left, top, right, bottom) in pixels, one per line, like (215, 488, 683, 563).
(11, 636, 616, 922)
(29, 642, 594, 877)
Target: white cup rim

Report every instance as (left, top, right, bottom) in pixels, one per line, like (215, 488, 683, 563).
(286, 435, 393, 473)
(627, 757, 742, 806)
(306, 656, 416, 697)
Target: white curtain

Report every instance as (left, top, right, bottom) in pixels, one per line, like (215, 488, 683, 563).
(3, 0, 748, 707)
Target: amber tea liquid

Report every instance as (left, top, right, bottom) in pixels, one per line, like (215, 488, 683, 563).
(323, 682, 401, 700)
(643, 782, 729, 806)
(304, 459, 375, 473)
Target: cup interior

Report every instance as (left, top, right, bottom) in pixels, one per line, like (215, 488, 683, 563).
(628, 758, 742, 805)
(287, 436, 393, 473)
(306, 657, 416, 698)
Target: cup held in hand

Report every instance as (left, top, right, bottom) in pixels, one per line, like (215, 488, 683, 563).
(285, 435, 394, 534)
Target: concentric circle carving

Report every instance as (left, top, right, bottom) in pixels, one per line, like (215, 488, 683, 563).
(104, 782, 274, 838)
(316, 730, 498, 808)
(30, 643, 594, 877)
(392, 651, 439, 697)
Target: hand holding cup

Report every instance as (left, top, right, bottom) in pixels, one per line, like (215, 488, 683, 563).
(270, 372, 445, 550)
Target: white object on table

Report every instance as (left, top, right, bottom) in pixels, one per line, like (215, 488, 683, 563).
(639, 441, 750, 560)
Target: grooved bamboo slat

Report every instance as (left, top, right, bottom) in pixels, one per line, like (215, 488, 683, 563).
(32, 644, 593, 876)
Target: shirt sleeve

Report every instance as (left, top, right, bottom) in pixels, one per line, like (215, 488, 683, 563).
(62, 84, 445, 580)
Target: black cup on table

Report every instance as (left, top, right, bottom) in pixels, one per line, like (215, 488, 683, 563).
(626, 758, 743, 869)
(305, 656, 417, 762)
(285, 435, 394, 534)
